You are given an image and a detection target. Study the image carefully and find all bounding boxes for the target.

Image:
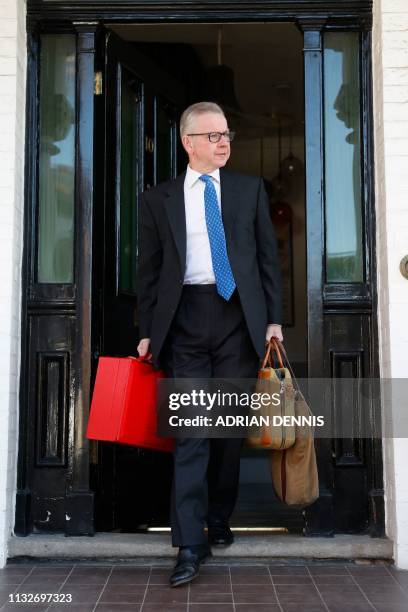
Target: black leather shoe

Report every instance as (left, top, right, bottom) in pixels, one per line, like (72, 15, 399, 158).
(207, 522, 234, 546)
(169, 544, 212, 587)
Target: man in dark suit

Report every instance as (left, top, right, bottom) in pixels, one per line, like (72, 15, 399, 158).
(137, 102, 282, 586)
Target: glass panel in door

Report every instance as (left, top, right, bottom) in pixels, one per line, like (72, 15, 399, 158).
(155, 95, 176, 185)
(119, 70, 141, 294)
(323, 32, 363, 283)
(37, 35, 76, 283)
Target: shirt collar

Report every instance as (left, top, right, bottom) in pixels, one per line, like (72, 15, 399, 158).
(185, 165, 220, 188)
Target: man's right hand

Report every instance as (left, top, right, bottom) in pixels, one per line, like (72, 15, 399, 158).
(137, 338, 151, 358)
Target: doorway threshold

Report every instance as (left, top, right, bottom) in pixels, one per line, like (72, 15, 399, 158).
(8, 533, 393, 562)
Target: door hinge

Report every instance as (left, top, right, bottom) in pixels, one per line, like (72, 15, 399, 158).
(94, 71, 103, 95)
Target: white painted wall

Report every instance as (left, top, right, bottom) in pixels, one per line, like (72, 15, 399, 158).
(373, 0, 408, 569)
(0, 0, 26, 567)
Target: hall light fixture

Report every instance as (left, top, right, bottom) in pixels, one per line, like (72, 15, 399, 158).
(280, 125, 304, 179)
(271, 117, 290, 200)
(205, 27, 241, 113)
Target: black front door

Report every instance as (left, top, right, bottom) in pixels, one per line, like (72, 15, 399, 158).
(91, 30, 183, 531)
(17, 6, 383, 539)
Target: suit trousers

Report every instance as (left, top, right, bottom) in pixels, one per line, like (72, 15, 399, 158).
(160, 284, 259, 547)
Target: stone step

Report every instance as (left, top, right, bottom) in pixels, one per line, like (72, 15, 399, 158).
(8, 533, 393, 563)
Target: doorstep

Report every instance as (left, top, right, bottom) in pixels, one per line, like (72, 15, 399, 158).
(8, 533, 393, 562)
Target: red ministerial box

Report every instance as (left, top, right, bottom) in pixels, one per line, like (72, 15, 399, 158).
(86, 356, 173, 453)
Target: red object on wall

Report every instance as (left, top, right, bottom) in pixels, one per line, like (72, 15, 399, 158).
(86, 356, 174, 453)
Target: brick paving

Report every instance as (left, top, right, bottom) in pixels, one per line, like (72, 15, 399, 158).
(0, 561, 407, 611)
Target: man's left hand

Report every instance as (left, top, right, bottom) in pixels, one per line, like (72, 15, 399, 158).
(266, 324, 283, 343)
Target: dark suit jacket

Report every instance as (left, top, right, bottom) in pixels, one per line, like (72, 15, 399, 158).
(137, 168, 282, 367)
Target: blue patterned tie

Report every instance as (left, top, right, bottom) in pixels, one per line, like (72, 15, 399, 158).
(199, 174, 236, 300)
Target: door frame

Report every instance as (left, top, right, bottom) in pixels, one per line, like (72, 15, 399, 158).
(17, 0, 382, 537)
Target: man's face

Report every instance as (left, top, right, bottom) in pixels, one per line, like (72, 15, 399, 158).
(182, 112, 231, 173)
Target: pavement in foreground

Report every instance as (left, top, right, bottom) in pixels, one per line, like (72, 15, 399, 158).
(0, 560, 407, 611)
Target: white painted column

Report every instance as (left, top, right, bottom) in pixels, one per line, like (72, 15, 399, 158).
(0, 0, 27, 567)
(372, 0, 408, 569)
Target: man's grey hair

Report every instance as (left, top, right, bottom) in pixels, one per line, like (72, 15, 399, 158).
(179, 102, 226, 139)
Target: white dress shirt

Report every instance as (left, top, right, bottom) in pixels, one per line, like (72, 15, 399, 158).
(182, 165, 281, 328)
(183, 165, 221, 285)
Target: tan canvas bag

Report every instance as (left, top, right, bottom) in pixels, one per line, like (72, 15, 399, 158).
(246, 339, 296, 450)
(269, 340, 319, 507)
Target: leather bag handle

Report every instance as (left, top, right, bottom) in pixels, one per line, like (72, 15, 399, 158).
(271, 338, 301, 391)
(260, 339, 301, 392)
(261, 338, 284, 370)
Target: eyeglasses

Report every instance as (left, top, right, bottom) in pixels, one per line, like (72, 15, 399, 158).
(186, 131, 236, 143)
